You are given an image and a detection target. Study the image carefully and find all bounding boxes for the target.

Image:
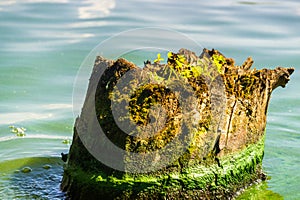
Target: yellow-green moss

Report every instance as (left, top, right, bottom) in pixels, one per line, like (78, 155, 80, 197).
(211, 53, 226, 74)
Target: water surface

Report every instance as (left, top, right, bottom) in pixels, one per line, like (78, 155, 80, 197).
(0, 0, 299, 199)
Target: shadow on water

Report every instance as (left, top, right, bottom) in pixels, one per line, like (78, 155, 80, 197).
(0, 157, 66, 199)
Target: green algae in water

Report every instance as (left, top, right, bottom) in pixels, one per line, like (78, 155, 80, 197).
(9, 125, 26, 137)
(0, 157, 61, 173)
(42, 164, 52, 170)
(0, 157, 65, 199)
(21, 166, 32, 173)
(62, 139, 71, 144)
(237, 181, 283, 200)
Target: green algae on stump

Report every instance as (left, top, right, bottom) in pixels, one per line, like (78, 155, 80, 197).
(61, 48, 294, 199)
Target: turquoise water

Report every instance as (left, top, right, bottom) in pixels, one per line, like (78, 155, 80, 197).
(0, 0, 299, 199)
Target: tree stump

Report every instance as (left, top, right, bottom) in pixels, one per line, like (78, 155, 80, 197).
(61, 48, 294, 199)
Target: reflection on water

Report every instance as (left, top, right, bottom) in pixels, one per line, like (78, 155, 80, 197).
(0, 0, 115, 51)
(0, 104, 72, 125)
(77, 0, 116, 19)
(0, 0, 116, 19)
(0, 0, 68, 11)
(1, 112, 53, 125)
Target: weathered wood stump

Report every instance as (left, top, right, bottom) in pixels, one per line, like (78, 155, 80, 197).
(61, 48, 294, 199)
